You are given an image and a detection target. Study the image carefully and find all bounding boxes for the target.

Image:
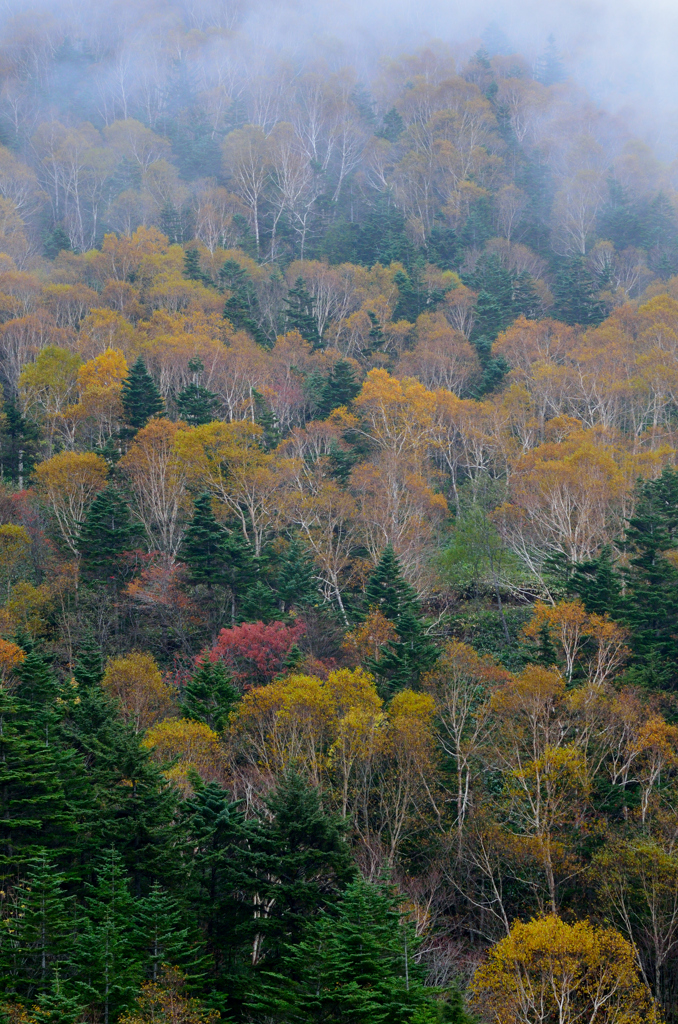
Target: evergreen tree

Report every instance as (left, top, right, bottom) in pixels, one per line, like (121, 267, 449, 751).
(73, 848, 142, 1024)
(177, 383, 218, 426)
(0, 401, 41, 488)
(250, 875, 430, 1024)
(78, 487, 139, 581)
(567, 546, 623, 618)
(221, 259, 270, 348)
(364, 546, 438, 692)
(183, 248, 211, 286)
(620, 466, 678, 687)
(284, 278, 321, 349)
(179, 493, 255, 602)
(253, 389, 281, 450)
(26, 968, 86, 1024)
(180, 660, 239, 734)
(552, 257, 606, 327)
(376, 107, 405, 142)
(72, 634, 104, 691)
(392, 270, 421, 323)
(276, 535, 318, 611)
(536, 35, 566, 86)
(317, 360, 360, 418)
(121, 358, 164, 431)
(245, 772, 354, 970)
(133, 881, 208, 984)
(0, 851, 74, 1001)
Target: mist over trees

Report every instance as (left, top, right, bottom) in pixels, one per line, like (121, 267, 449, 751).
(1, 2, 678, 1023)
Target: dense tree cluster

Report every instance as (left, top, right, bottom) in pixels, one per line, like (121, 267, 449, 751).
(0, 7, 678, 1024)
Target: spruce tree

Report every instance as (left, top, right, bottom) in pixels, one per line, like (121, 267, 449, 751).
(567, 546, 623, 618)
(179, 493, 234, 589)
(364, 546, 437, 692)
(78, 487, 139, 581)
(72, 634, 104, 691)
(73, 848, 141, 1024)
(180, 660, 239, 733)
(183, 248, 211, 286)
(318, 360, 360, 418)
(276, 535, 318, 611)
(250, 876, 430, 1024)
(121, 358, 164, 431)
(176, 382, 218, 426)
(245, 772, 354, 969)
(552, 257, 606, 327)
(0, 851, 74, 1001)
(26, 968, 86, 1024)
(284, 277, 321, 348)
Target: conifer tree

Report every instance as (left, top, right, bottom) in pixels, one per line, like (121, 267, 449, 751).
(177, 383, 219, 426)
(552, 257, 606, 327)
(0, 851, 74, 1001)
(133, 881, 208, 984)
(79, 487, 139, 581)
(318, 360, 360, 418)
(179, 494, 255, 605)
(276, 535, 318, 611)
(284, 277, 320, 348)
(180, 660, 239, 733)
(73, 848, 141, 1024)
(221, 258, 270, 348)
(567, 546, 623, 618)
(245, 772, 354, 969)
(72, 634, 104, 691)
(364, 546, 437, 691)
(250, 876, 430, 1024)
(183, 248, 211, 286)
(26, 968, 86, 1024)
(121, 358, 164, 431)
(0, 401, 41, 488)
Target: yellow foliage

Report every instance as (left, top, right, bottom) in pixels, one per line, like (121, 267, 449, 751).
(143, 718, 225, 793)
(470, 914, 660, 1024)
(102, 651, 176, 733)
(34, 451, 108, 555)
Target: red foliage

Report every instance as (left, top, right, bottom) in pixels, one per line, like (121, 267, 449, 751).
(208, 619, 305, 688)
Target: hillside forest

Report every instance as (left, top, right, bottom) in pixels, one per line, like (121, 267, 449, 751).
(3, 5, 678, 1023)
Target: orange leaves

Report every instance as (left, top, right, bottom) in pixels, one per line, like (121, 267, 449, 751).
(0, 638, 25, 687)
(343, 608, 398, 665)
(470, 915, 659, 1024)
(522, 600, 630, 684)
(34, 450, 108, 555)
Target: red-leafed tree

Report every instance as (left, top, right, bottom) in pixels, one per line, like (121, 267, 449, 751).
(207, 619, 306, 688)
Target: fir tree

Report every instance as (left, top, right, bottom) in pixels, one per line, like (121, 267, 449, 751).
(552, 257, 606, 327)
(179, 493, 245, 591)
(536, 35, 566, 86)
(73, 848, 141, 1024)
(250, 876, 430, 1024)
(376, 107, 405, 142)
(276, 535, 318, 611)
(121, 358, 164, 432)
(567, 546, 623, 618)
(364, 546, 438, 692)
(133, 881, 208, 984)
(284, 278, 320, 349)
(78, 487, 139, 581)
(392, 270, 421, 323)
(0, 851, 74, 1001)
(317, 360, 360, 418)
(221, 259, 270, 348)
(180, 660, 239, 733)
(72, 634, 104, 691)
(177, 382, 218, 426)
(183, 248, 211, 286)
(245, 772, 354, 970)
(0, 401, 41, 489)
(26, 968, 86, 1024)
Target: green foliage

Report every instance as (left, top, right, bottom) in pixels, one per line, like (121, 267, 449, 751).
(317, 360, 360, 418)
(79, 486, 139, 581)
(180, 659, 239, 733)
(552, 256, 606, 327)
(276, 535, 318, 611)
(250, 875, 431, 1024)
(284, 277, 321, 348)
(0, 401, 41, 487)
(177, 383, 219, 426)
(120, 359, 164, 432)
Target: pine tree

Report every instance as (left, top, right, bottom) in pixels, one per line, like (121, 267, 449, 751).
(73, 848, 141, 1024)
(180, 660, 239, 734)
(567, 546, 623, 618)
(365, 545, 419, 623)
(79, 487, 139, 581)
(284, 278, 320, 349)
(318, 361, 360, 418)
(376, 107, 405, 142)
(72, 635, 104, 691)
(392, 270, 420, 323)
(249, 876, 430, 1024)
(245, 772, 354, 969)
(121, 358, 164, 431)
(26, 967, 86, 1024)
(276, 535, 318, 611)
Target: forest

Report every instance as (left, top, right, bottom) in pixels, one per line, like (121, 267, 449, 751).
(1, 0, 678, 1021)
